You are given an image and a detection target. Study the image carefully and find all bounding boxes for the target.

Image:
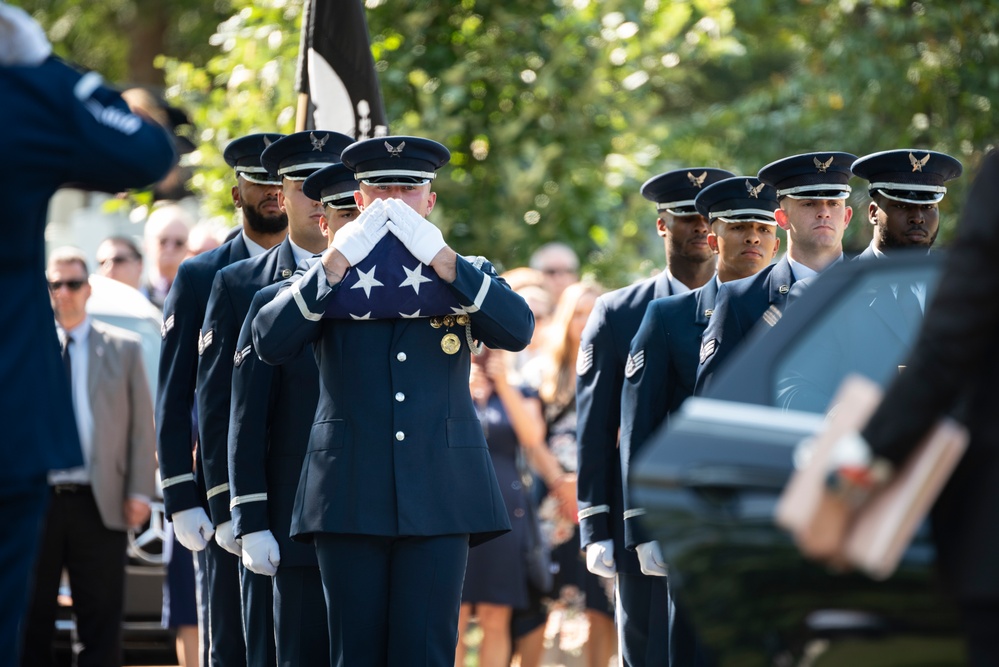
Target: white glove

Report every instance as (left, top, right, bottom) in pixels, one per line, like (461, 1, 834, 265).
(330, 198, 389, 266)
(585, 539, 617, 578)
(384, 198, 447, 265)
(214, 520, 242, 557)
(636, 540, 668, 577)
(172, 507, 214, 552)
(240, 530, 281, 576)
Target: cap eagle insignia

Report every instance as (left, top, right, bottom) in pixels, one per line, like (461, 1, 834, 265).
(687, 171, 708, 188)
(385, 140, 406, 157)
(909, 152, 930, 172)
(813, 156, 833, 173)
(310, 132, 329, 151)
(746, 180, 765, 198)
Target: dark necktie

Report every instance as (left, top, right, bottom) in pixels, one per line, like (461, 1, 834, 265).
(62, 335, 73, 386)
(897, 283, 923, 330)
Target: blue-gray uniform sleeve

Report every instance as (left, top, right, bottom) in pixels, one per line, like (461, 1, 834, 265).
(156, 264, 202, 517)
(575, 297, 619, 547)
(694, 282, 743, 395)
(252, 258, 331, 366)
(60, 60, 175, 191)
(196, 269, 241, 526)
(229, 286, 280, 539)
(449, 256, 534, 351)
(619, 301, 672, 549)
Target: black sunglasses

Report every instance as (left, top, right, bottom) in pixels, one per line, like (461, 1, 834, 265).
(48, 280, 87, 292)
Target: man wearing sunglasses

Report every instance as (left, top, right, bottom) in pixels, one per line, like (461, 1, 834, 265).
(21, 247, 156, 666)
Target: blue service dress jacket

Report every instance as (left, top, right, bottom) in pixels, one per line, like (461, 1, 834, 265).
(695, 255, 796, 395)
(196, 237, 299, 525)
(1, 56, 174, 480)
(156, 234, 251, 517)
(619, 278, 720, 548)
(228, 281, 323, 566)
(575, 272, 675, 574)
(775, 248, 925, 413)
(251, 254, 534, 546)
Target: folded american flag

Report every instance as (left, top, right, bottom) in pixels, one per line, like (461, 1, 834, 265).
(323, 234, 466, 320)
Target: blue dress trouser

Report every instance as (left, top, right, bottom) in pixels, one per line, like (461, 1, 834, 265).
(274, 565, 333, 666)
(204, 538, 247, 666)
(2, 476, 48, 665)
(239, 562, 276, 666)
(314, 533, 469, 667)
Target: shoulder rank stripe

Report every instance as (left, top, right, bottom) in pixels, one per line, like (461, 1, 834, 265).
(576, 343, 594, 376)
(233, 345, 252, 367)
(197, 329, 214, 356)
(624, 349, 645, 378)
(160, 313, 175, 339)
(577, 504, 610, 520)
(699, 338, 717, 364)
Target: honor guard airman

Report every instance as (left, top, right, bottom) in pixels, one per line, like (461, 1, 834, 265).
(156, 132, 285, 666)
(618, 177, 781, 663)
(575, 167, 732, 665)
(197, 130, 352, 664)
(251, 135, 534, 666)
(695, 152, 856, 395)
(852, 148, 963, 257)
(776, 149, 962, 413)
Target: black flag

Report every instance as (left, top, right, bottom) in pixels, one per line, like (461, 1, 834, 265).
(296, 0, 389, 139)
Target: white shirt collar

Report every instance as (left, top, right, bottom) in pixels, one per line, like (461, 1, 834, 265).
(288, 238, 313, 265)
(241, 231, 268, 258)
(788, 254, 843, 282)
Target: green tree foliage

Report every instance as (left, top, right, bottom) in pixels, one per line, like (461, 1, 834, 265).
(14, 0, 230, 84)
(159, 0, 304, 227)
(22, 0, 999, 287)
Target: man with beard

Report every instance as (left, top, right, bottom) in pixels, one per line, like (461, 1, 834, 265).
(227, 162, 361, 665)
(775, 150, 963, 413)
(576, 167, 732, 665)
(196, 130, 351, 665)
(156, 133, 285, 666)
(852, 149, 962, 256)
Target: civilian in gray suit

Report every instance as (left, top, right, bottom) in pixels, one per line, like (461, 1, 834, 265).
(21, 247, 157, 667)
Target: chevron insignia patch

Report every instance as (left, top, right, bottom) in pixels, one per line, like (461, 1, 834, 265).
(197, 329, 214, 356)
(624, 349, 645, 378)
(233, 345, 252, 367)
(699, 338, 717, 365)
(576, 343, 594, 376)
(160, 313, 175, 339)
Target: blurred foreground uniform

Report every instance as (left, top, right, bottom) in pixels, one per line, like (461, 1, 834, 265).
(0, 6, 173, 660)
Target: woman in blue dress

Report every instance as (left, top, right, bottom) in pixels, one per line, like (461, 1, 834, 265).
(456, 347, 561, 667)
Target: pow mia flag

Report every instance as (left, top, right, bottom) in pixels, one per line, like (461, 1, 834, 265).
(296, 0, 389, 139)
